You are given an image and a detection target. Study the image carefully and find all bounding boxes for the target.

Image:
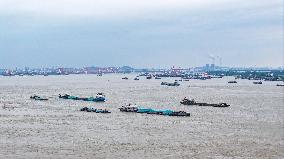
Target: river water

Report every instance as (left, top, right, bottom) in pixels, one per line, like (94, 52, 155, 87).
(0, 74, 283, 158)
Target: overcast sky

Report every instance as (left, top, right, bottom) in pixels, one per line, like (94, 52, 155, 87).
(0, 0, 283, 68)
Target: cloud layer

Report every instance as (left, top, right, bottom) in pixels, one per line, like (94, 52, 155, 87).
(0, 0, 229, 17)
(0, 0, 283, 68)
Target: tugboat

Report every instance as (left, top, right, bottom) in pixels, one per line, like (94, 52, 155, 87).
(94, 93, 106, 102)
(180, 97, 196, 105)
(80, 93, 106, 102)
(80, 107, 89, 111)
(119, 104, 139, 112)
(59, 94, 70, 99)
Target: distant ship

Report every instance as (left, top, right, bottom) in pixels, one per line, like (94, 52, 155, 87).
(146, 75, 152, 79)
(253, 81, 262, 84)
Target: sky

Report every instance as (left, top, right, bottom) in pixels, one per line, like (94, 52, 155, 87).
(0, 0, 283, 68)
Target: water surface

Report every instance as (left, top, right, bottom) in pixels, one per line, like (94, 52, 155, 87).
(0, 74, 283, 158)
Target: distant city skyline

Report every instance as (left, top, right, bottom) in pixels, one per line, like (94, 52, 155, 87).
(0, 64, 283, 70)
(0, 0, 283, 68)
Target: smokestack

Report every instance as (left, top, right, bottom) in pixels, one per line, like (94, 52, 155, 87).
(216, 56, 222, 66)
(209, 54, 215, 65)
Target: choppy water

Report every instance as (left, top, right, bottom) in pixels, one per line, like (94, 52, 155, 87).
(0, 74, 283, 159)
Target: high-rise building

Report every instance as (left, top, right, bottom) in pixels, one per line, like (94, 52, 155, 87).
(205, 64, 210, 70)
(210, 64, 215, 70)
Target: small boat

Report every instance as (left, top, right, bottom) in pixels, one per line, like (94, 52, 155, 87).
(122, 77, 128, 80)
(84, 107, 96, 112)
(228, 81, 237, 83)
(30, 95, 48, 101)
(276, 84, 284, 86)
(213, 103, 230, 107)
(59, 94, 72, 99)
(134, 77, 139, 80)
(59, 94, 82, 100)
(161, 82, 168, 85)
(119, 106, 190, 117)
(180, 98, 230, 107)
(59, 93, 106, 102)
(167, 81, 180, 86)
(197, 103, 230, 107)
(253, 81, 262, 84)
(146, 76, 152, 79)
(155, 77, 161, 79)
(80, 107, 89, 111)
(80, 107, 111, 113)
(170, 111, 190, 116)
(119, 104, 139, 112)
(161, 81, 180, 86)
